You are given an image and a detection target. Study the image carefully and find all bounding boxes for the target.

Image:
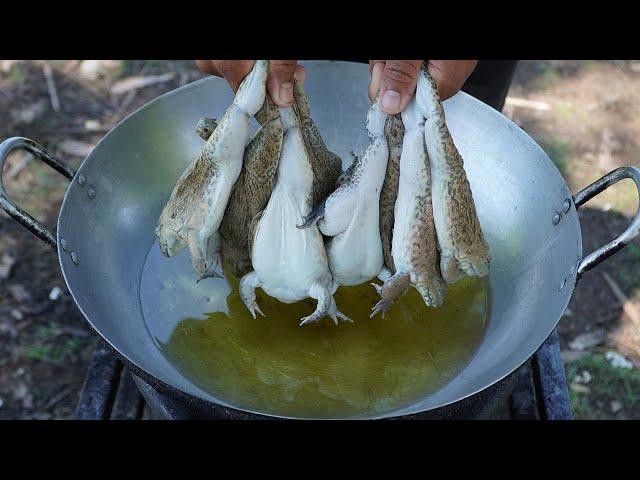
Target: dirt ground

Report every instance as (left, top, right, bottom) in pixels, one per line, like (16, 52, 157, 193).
(0, 60, 638, 420)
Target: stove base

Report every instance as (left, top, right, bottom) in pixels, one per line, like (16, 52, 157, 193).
(76, 330, 571, 420)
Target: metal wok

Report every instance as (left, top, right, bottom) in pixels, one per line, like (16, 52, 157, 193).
(2, 61, 639, 419)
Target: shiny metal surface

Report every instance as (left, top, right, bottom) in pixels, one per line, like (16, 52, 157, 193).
(3, 61, 638, 419)
(574, 166, 640, 279)
(0, 137, 76, 247)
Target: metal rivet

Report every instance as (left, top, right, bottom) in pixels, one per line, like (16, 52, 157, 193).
(559, 278, 566, 290)
(77, 174, 86, 186)
(70, 251, 79, 265)
(87, 186, 96, 199)
(552, 212, 561, 225)
(562, 198, 571, 213)
(60, 238, 67, 252)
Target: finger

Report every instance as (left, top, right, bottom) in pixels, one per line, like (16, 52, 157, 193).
(368, 60, 385, 73)
(195, 60, 221, 76)
(427, 60, 478, 101)
(380, 60, 423, 114)
(196, 60, 254, 92)
(368, 62, 385, 102)
(267, 60, 299, 107)
(293, 64, 307, 85)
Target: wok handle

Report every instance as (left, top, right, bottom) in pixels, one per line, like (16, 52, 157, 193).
(0, 137, 76, 249)
(574, 166, 640, 280)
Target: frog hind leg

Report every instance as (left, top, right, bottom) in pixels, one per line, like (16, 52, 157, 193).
(370, 272, 410, 318)
(239, 271, 265, 319)
(195, 116, 218, 140)
(299, 283, 352, 326)
(156, 224, 187, 258)
(188, 230, 223, 281)
(414, 277, 446, 308)
(297, 198, 326, 229)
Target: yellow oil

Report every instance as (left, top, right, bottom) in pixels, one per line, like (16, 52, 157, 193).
(160, 268, 489, 419)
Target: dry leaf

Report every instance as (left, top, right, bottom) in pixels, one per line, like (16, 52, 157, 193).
(605, 351, 634, 369)
(49, 286, 62, 301)
(0, 253, 16, 279)
(568, 329, 606, 351)
(11, 100, 47, 125)
(110, 73, 175, 95)
(562, 350, 586, 363)
(57, 140, 94, 158)
(570, 383, 590, 394)
(84, 119, 102, 131)
(5, 151, 33, 180)
(610, 401, 623, 413)
(8, 284, 31, 303)
(78, 60, 123, 81)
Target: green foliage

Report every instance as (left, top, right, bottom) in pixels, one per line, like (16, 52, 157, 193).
(567, 353, 640, 419)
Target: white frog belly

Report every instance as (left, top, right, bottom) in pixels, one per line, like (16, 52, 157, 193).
(391, 123, 427, 273)
(251, 119, 333, 304)
(327, 202, 383, 286)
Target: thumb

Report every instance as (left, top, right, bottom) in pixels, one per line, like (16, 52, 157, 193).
(267, 60, 306, 108)
(379, 60, 423, 114)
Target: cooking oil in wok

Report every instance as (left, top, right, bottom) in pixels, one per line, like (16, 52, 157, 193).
(146, 255, 489, 419)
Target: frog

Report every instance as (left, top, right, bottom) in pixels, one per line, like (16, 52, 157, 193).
(218, 94, 284, 278)
(298, 95, 389, 287)
(417, 65, 491, 283)
(293, 82, 343, 204)
(239, 98, 351, 327)
(371, 94, 446, 317)
(155, 60, 269, 280)
(379, 113, 404, 274)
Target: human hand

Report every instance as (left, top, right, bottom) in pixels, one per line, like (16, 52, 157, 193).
(368, 60, 478, 114)
(195, 60, 306, 108)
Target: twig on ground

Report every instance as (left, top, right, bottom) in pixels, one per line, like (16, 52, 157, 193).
(33, 60, 114, 110)
(41, 387, 72, 411)
(110, 73, 175, 96)
(504, 96, 551, 111)
(42, 62, 61, 112)
(602, 272, 640, 325)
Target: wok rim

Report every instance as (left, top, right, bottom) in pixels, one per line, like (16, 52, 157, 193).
(56, 67, 580, 420)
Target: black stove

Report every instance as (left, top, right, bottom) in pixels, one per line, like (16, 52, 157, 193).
(74, 329, 572, 420)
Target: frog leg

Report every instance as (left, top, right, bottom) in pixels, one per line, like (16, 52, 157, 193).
(414, 278, 446, 308)
(239, 271, 265, 319)
(335, 152, 358, 187)
(377, 266, 392, 282)
(156, 225, 187, 258)
(195, 116, 218, 140)
(188, 229, 223, 281)
(297, 198, 326, 229)
(370, 272, 410, 318)
(299, 283, 352, 326)
(233, 60, 269, 116)
(300, 184, 358, 236)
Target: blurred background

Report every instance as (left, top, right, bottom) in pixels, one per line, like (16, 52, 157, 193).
(0, 60, 638, 419)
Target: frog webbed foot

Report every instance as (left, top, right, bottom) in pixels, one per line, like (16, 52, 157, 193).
(300, 284, 352, 326)
(370, 272, 410, 318)
(239, 271, 265, 319)
(456, 249, 491, 278)
(414, 278, 446, 308)
(441, 246, 491, 284)
(195, 116, 218, 140)
(156, 225, 187, 258)
(297, 198, 326, 229)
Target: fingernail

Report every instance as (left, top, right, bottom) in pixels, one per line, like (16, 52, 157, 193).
(293, 70, 305, 84)
(382, 90, 401, 112)
(279, 82, 294, 105)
